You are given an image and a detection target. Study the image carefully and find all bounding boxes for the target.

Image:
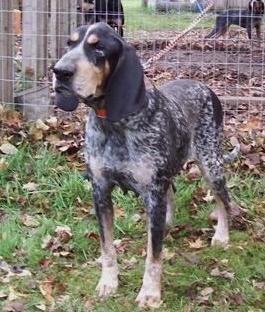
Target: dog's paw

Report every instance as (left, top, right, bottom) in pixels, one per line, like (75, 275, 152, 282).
(96, 266, 118, 298)
(211, 235, 229, 247)
(96, 276, 118, 298)
(136, 286, 162, 309)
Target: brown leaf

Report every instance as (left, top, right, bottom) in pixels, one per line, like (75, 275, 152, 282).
(35, 119, 49, 131)
(200, 287, 214, 297)
(41, 226, 73, 256)
(252, 280, 265, 289)
(39, 280, 54, 303)
(39, 258, 51, 269)
(20, 214, 39, 228)
(186, 164, 201, 180)
(85, 231, 100, 241)
(113, 238, 129, 253)
(114, 204, 125, 218)
(54, 225, 72, 242)
(188, 238, 204, 250)
(0, 158, 9, 170)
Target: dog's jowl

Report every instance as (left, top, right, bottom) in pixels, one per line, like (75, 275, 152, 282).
(53, 23, 235, 308)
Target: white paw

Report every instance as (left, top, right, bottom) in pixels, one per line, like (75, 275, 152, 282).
(211, 235, 229, 247)
(96, 266, 118, 298)
(96, 276, 118, 298)
(136, 285, 162, 308)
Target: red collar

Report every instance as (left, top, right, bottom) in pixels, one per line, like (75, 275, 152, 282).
(95, 107, 107, 118)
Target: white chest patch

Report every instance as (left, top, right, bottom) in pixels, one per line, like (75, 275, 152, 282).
(88, 155, 155, 187)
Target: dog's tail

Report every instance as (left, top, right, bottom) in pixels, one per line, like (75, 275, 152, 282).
(224, 143, 240, 163)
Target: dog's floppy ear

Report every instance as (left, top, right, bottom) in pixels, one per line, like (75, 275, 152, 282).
(105, 43, 146, 122)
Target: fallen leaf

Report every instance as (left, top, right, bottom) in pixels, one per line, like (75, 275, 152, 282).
(39, 280, 54, 303)
(188, 238, 204, 249)
(0, 158, 8, 170)
(186, 164, 201, 180)
(22, 182, 38, 192)
(54, 225, 72, 242)
(0, 290, 8, 299)
(20, 214, 39, 228)
(163, 248, 175, 261)
(3, 301, 24, 312)
(34, 302, 46, 311)
(123, 256, 138, 269)
(131, 213, 142, 223)
(85, 231, 100, 241)
(113, 238, 129, 253)
(252, 280, 265, 289)
(210, 267, 234, 279)
(0, 143, 18, 155)
(200, 287, 214, 297)
(39, 258, 51, 269)
(46, 116, 58, 127)
(35, 119, 49, 131)
(203, 190, 214, 203)
(114, 204, 125, 218)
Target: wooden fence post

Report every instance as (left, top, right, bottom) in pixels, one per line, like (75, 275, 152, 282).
(22, 0, 49, 120)
(50, 0, 78, 62)
(0, 0, 14, 105)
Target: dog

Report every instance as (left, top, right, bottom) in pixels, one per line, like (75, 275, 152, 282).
(53, 22, 234, 308)
(206, 0, 264, 39)
(80, 0, 124, 36)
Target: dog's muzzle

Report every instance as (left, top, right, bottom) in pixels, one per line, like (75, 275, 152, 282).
(53, 66, 80, 112)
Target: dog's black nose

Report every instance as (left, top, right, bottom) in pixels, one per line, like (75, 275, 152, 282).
(53, 67, 74, 80)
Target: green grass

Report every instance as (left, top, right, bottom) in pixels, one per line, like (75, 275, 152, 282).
(122, 0, 213, 32)
(0, 146, 265, 311)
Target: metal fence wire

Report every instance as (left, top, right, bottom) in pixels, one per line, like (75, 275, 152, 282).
(0, 0, 264, 123)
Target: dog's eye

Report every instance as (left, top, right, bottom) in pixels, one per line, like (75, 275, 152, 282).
(67, 39, 74, 46)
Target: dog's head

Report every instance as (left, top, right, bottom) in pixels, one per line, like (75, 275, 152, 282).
(249, 0, 265, 15)
(82, 0, 94, 13)
(53, 23, 145, 122)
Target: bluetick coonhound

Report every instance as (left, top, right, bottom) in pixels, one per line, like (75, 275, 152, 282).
(80, 0, 124, 37)
(53, 23, 233, 308)
(206, 0, 264, 39)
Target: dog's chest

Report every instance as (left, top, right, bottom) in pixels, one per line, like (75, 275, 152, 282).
(85, 121, 157, 188)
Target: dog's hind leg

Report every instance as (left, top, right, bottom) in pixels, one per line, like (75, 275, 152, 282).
(193, 121, 231, 247)
(195, 149, 231, 247)
(93, 182, 119, 297)
(136, 186, 167, 308)
(205, 26, 219, 38)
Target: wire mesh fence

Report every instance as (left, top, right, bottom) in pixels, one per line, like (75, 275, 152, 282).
(0, 0, 264, 124)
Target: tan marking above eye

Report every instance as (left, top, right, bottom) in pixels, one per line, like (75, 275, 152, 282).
(87, 34, 99, 45)
(70, 32, 79, 42)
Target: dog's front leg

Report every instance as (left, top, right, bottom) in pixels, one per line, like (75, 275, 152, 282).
(92, 182, 118, 298)
(247, 25, 252, 39)
(255, 24, 261, 41)
(136, 188, 167, 308)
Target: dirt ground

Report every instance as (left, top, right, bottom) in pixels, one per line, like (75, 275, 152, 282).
(130, 29, 265, 98)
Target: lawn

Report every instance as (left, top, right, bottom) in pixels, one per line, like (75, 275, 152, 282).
(122, 0, 213, 32)
(0, 108, 265, 311)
